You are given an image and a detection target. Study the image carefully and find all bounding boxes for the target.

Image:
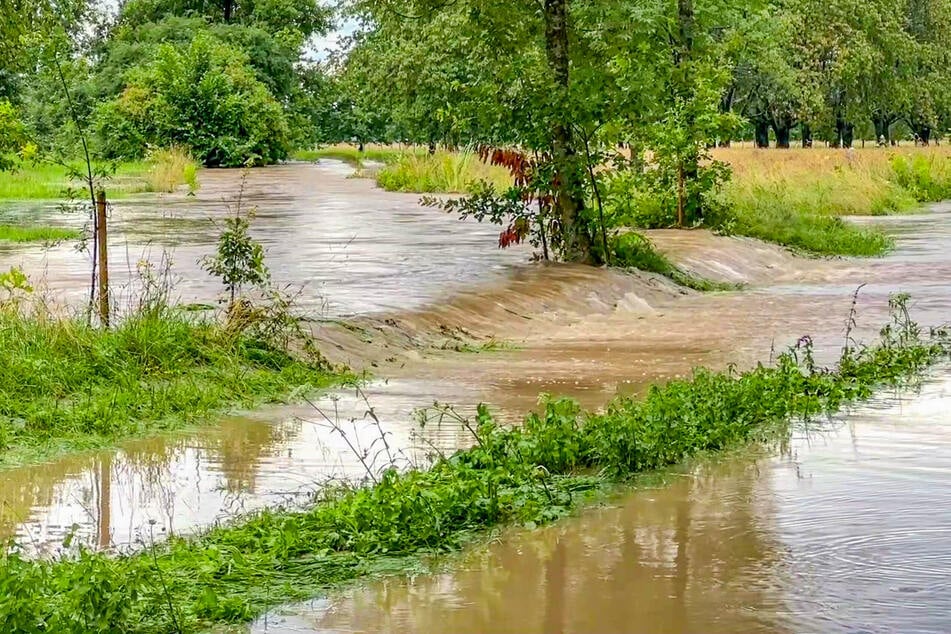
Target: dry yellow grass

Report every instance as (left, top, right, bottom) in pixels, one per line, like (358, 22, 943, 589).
(714, 145, 951, 216)
(145, 146, 200, 193)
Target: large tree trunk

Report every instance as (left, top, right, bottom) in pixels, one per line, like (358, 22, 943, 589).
(801, 123, 813, 148)
(842, 122, 855, 148)
(772, 121, 791, 148)
(223, 0, 234, 21)
(543, 0, 594, 263)
(718, 85, 735, 147)
(914, 124, 932, 145)
(835, 116, 854, 148)
(754, 119, 770, 148)
(873, 115, 890, 144)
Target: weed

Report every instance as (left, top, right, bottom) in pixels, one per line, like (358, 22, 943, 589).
(376, 151, 511, 194)
(0, 303, 348, 465)
(606, 232, 737, 291)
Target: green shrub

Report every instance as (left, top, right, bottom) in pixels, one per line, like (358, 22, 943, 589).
(0, 305, 345, 463)
(95, 33, 290, 167)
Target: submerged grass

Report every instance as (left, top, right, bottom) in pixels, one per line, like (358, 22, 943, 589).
(0, 225, 78, 243)
(1, 297, 944, 632)
(0, 306, 349, 465)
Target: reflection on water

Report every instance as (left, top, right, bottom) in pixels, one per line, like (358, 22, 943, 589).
(257, 373, 951, 634)
(0, 380, 483, 553)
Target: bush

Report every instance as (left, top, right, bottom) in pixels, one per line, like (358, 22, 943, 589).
(95, 33, 290, 167)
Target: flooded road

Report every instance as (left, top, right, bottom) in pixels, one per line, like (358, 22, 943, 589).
(2, 163, 951, 631)
(264, 374, 951, 634)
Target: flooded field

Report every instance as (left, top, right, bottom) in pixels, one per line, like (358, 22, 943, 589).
(2, 162, 951, 632)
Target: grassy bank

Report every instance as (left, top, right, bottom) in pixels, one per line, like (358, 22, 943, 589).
(292, 144, 411, 168)
(0, 225, 78, 244)
(708, 146, 951, 256)
(376, 151, 511, 193)
(0, 305, 349, 465)
(1, 297, 944, 632)
(0, 148, 199, 201)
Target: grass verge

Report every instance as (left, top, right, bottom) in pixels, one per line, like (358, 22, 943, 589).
(0, 305, 350, 466)
(1, 296, 944, 632)
(0, 149, 200, 201)
(0, 225, 79, 244)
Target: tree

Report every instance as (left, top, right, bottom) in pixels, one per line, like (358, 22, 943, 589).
(95, 33, 289, 166)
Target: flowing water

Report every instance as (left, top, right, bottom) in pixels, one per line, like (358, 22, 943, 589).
(2, 163, 951, 631)
(261, 374, 951, 634)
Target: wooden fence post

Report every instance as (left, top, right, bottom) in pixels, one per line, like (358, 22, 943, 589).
(96, 190, 110, 327)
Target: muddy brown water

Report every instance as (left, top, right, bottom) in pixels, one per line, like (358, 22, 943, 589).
(259, 375, 951, 634)
(2, 163, 951, 631)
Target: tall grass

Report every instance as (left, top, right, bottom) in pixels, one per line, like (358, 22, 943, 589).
(0, 149, 201, 201)
(0, 298, 943, 632)
(0, 304, 347, 464)
(376, 151, 512, 194)
(608, 147, 951, 257)
(293, 145, 512, 193)
(716, 146, 951, 217)
(144, 146, 200, 194)
(711, 147, 951, 256)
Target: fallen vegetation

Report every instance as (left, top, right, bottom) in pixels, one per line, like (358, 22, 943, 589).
(1, 296, 944, 632)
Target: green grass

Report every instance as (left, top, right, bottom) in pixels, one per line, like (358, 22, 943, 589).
(0, 225, 79, 243)
(0, 152, 201, 201)
(0, 306, 350, 465)
(375, 151, 512, 194)
(710, 198, 895, 257)
(0, 162, 150, 200)
(607, 147, 951, 258)
(0, 297, 944, 632)
(293, 145, 513, 194)
(291, 145, 414, 169)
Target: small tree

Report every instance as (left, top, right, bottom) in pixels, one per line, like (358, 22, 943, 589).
(202, 201, 269, 308)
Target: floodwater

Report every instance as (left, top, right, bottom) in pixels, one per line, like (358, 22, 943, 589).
(2, 162, 951, 631)
(0, 161, 530, 315)
(264, 375, 951, 634)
